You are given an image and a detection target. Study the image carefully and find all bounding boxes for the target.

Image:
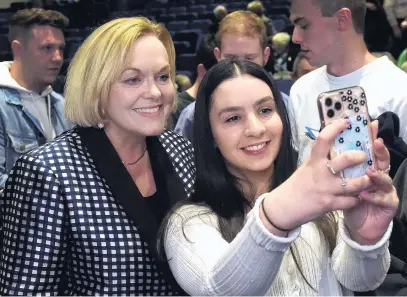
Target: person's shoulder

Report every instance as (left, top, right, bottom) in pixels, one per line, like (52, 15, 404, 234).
(26, 128, 78, 161)
(0, 87, 19, 104)
(160, 129, 192, 147)
(290, 66, 326, 94)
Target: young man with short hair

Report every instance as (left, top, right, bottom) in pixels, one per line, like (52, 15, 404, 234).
(290, 0, 407, 163)
(175, 11, 289, 141)
(0, 8, 72, 187)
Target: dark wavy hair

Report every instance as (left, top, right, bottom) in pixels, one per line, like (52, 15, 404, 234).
(159, 59, 337, 291)
(191, 58, 297, 237)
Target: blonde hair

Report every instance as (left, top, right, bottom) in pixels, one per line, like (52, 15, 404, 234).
(64, 17, 176, 126)
(216, 10, 268, 49)
(247, 1, 265, 17)
(272, 32, 291, 47)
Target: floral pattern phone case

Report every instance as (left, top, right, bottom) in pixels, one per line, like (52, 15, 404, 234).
(317, 86, 375, 178)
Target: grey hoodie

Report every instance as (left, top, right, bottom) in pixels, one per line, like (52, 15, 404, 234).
(0, 61, 56, 141)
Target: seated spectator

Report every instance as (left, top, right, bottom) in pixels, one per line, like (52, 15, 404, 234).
(171, 36, 217, 128)
(384, 0, 407, 59)
(175, 74, 192, 92)
(207, 5, 228, 41)
(291, 52, 317, 81)
(0, 8, 72, 189)
(247, 0, 276, 38)
(272, 32, 291, 79)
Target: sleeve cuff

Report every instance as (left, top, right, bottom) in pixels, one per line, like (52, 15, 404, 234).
(247, 193, 301, 252)
(339, 218, 392, 258)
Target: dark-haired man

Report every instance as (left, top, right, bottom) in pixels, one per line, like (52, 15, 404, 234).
(0, 8, 72, 187)
(289, 0, 407, 164)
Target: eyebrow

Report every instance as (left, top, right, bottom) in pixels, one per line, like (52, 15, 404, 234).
(122, 64, 170, 74)
(291, 16, 306, 25)
(218, 96, 274, 116)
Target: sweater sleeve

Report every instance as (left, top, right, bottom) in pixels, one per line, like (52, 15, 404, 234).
(164, 195, 301, 296)
(331, 218, 392, 292)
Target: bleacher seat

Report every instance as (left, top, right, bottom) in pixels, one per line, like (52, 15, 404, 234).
(198, 11, 213, 20)
(65, 38, 83, 60)
(189, 5, 207, 13)
(173, 29, 203, 53)
(190, 19, 212, 33)
(269, 5, 290, 17)
(0, 51, 12, 62)
(174, 40, 192, 55)
(168, 6, 187, 14)
(177, 12, 198, 22)
(166, 21, 189, 32)
(0, 26, 8, 35)
(272, 18, 287, 32)
(0, 35, 10, 52)
(158, 14, 177, 23)
(176, 53, 196, 73)
(276, 79, 293, 95)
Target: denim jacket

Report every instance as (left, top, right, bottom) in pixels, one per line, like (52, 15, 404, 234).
(0, 88, 72, 188)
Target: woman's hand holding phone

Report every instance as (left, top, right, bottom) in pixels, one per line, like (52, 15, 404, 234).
(262, 119, 398, 245)
(343, 120, 399, 245)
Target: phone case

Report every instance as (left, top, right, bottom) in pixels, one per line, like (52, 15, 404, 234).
(317, 86, 375, 178)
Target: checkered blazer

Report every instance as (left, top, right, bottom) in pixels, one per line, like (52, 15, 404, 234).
(0, 127, 195, 295)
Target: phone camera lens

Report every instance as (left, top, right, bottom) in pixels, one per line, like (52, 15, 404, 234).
(334, 102, 342, 110)
(327, 109, 335, 118)
(325, 98, 333, 107)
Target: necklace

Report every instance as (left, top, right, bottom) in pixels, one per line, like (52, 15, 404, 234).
(122, 147, 147, 166)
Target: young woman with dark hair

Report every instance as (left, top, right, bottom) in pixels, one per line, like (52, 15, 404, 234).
(161, 59, 398, 296)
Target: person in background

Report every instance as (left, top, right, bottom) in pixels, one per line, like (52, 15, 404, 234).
(272, 32, 291, 78)
(0, 17, 195, 295)
(207, 5, 228, 42)
(162, 58, 397, 296)
(0, 8, 72, 189)
(291, 52, 317, 81)
(175, 11, 290, 141)
(247, 0, 276, 38)
(383, 0, 407, 59)
(289, 0, 407, 164)
(175, 74, 191, 92)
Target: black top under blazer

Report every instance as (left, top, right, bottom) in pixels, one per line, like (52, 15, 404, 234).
(0, 127, 195, 295)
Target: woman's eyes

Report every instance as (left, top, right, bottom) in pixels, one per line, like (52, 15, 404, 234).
(225, 115, 241, 123)
(224, 108, 273, 123)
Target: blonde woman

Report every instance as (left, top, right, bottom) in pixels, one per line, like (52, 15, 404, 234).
(0, 17, 194, 295)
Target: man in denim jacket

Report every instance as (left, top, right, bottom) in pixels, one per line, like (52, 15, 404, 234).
(0, 8, 72, 188)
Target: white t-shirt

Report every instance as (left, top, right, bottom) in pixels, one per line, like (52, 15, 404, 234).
(290, 56, 407, 164)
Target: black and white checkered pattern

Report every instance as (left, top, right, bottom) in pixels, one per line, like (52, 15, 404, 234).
(0, 128, 195, 295)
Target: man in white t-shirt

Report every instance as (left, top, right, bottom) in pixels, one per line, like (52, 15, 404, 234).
(289, 0, 407, 164)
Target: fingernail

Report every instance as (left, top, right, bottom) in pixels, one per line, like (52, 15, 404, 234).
(378, 138, 384, 144)
(344, 119, 351, 125)
(367, 167, 376, 173)
(360, 191, 370, 197)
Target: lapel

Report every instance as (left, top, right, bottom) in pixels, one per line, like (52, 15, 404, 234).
(77, 127, 159, 246)
(148, 136, 188, 207)
(77, 127, 189, 295)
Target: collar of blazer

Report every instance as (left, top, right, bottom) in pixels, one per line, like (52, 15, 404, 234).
(76, 126, 187, 250)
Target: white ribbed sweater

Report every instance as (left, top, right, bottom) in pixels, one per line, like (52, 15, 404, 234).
(164, 194, 392, 296)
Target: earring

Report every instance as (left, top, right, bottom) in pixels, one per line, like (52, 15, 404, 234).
(97, 123, 104, 129)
